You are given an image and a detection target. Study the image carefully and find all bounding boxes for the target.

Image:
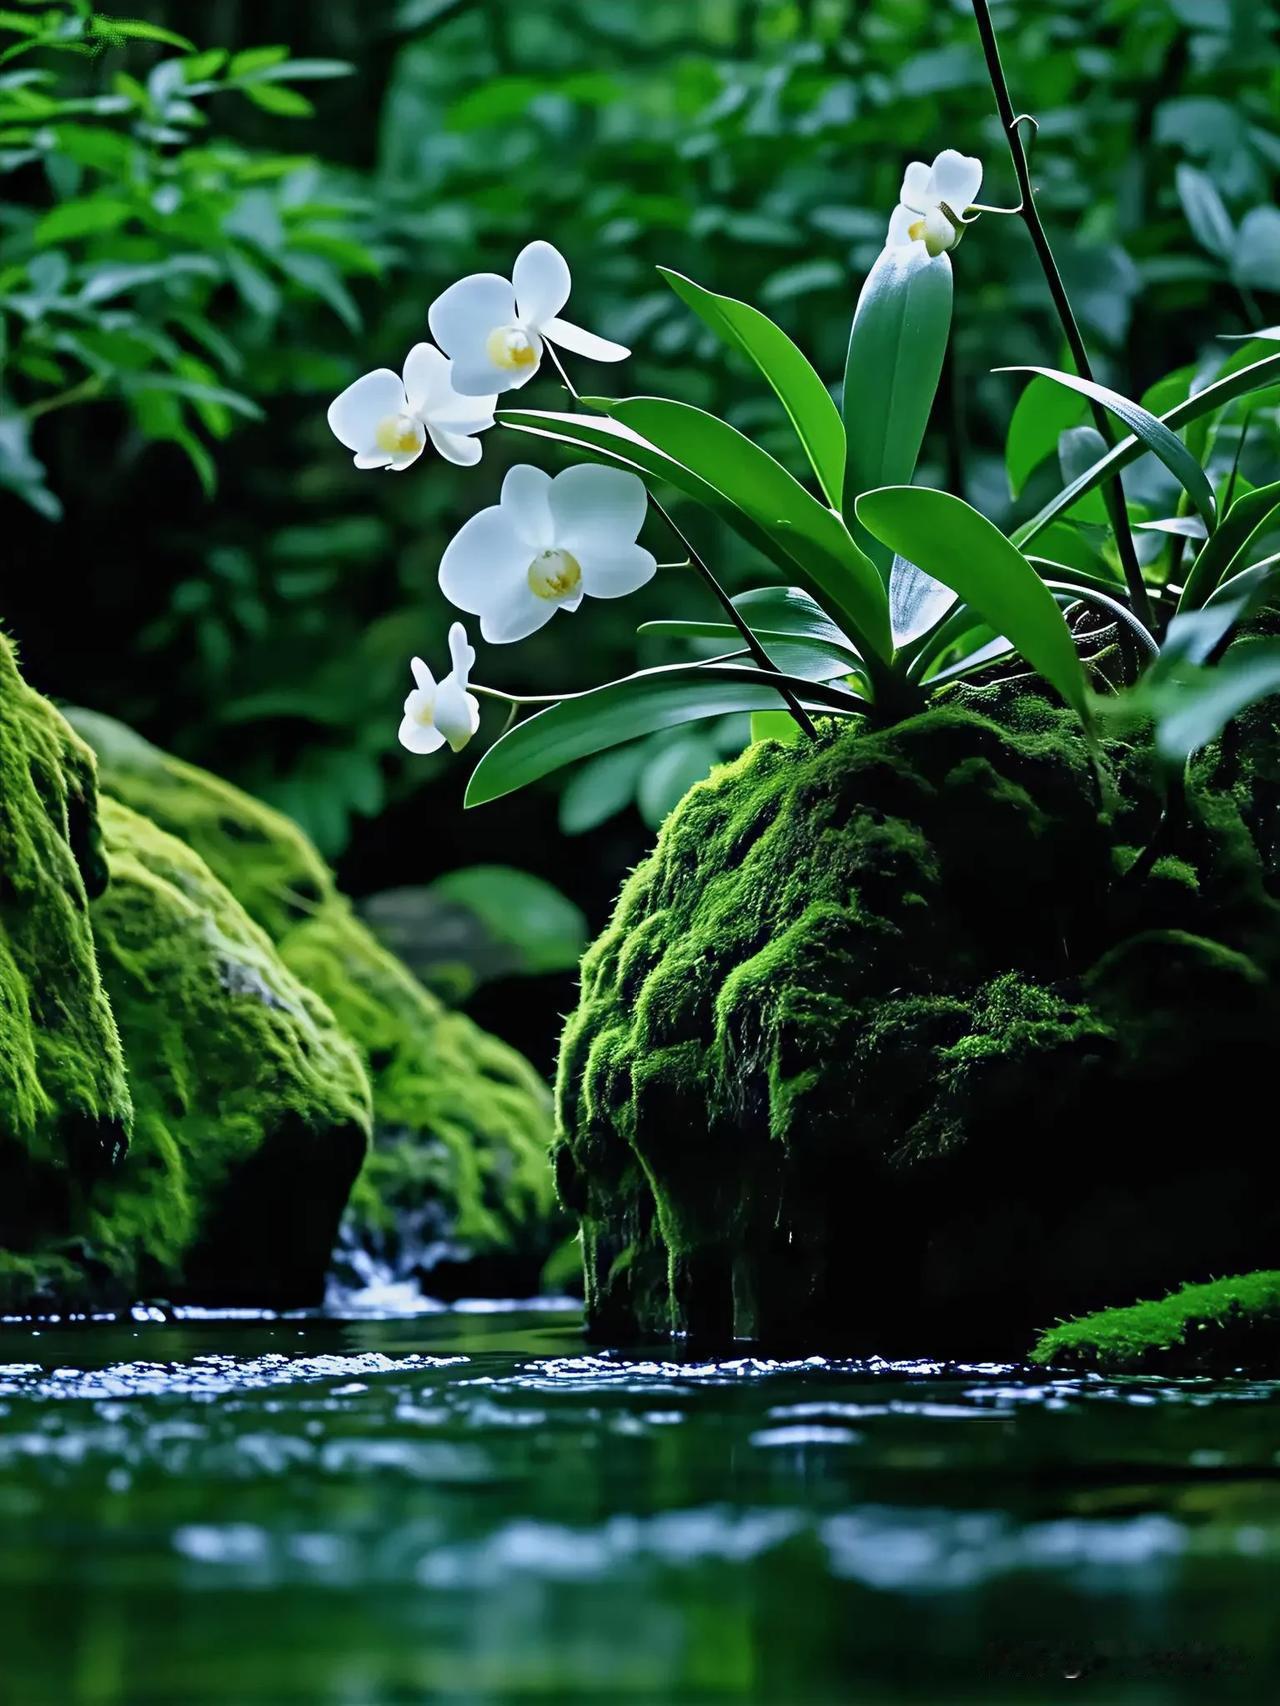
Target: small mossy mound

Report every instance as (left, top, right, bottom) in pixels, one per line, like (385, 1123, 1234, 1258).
(71, 710, 560, 1292)
(0, 636, 132, 1307)
(556, 685, 1280, 1353)
(84, 798, 371, 1306)
(1031, 1272, 1280, 1374)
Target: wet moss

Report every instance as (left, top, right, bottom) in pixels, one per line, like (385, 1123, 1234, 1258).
(83, 799, 371, 1306)
(0, 636, 132, 1307)
(72, 710, 560, 1289)
(1031, 1272, 1280, 1373)
(556, 687, 1280, 1352)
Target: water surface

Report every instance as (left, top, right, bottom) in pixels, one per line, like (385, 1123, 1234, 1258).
(0, 1304, 1277, 1703)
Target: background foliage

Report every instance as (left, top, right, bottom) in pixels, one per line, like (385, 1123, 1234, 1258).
(3, 0, 1278, 1065)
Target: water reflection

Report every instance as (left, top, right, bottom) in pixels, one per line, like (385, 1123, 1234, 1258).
(0, 1305, 1276, 1702)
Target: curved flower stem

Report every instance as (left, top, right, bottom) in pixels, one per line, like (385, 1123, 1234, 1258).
(970, 0, 1154, 634)
(542, 343, 818, 739)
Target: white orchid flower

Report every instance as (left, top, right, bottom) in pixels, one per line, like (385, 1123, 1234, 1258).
(428, 240, 629, 398)
(398, 623, 480, 755)
(439, 463, 656, 644)
(328, 342, 496, 471)
(887, 150, 983, 258)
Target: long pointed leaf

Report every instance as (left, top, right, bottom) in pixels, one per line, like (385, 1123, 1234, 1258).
(465, 662, 866, 807)
(1177, 480, 1280, 611)
(1015, 352, 1280, 549)
(856, 486, 1089, 719)
(1000, 365, 1216, 531)
(659, 267, 845, 507)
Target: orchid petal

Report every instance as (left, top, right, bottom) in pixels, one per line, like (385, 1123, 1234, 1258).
(549, 463, 648, 554)
(575, 544, 658, 600)
(541, 316, 630, 363)
(501, 464, 556, 549)
(439, 503, 532, 618)
(929, 149, 982, 214)
(513, 239, 572, 329)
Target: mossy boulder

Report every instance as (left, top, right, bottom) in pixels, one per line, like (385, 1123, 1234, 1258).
(84, 798, 371, 1307)
(556, 686, 1280, 1354)
(1031, 1272, 1280, 1374)
(0, 634, 131, 1304)
(1, 641, 370, 1311)
(71, 710, 561, 1293)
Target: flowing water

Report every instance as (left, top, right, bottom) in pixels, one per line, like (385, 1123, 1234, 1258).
(0, 1285, 1277, 1704)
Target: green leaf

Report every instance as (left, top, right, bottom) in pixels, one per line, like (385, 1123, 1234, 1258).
(241, 81, 314, 117)
(422, 866, 587, 977)
(1135, 640, 1280, 770)
(637, 734, 719, 828)
(1015, 352, 1280, 550)
(842, 241, 952, 547)
(465, 662, 863, 807)
(658, 266, 845, 507)
(1006, 374, 1087, 499)
(34, 196, 131, 244)
(558, 745, 646, 834)
(595, 395, 888, 657)
(856, 486, 1089, 719)
(1177, 480, 1280, 611)
(637, 622, 865, 685)
(750, 709, 804, 746)
(1175, 163, 1234, 258)
(502, 403, 891, 660)
(92, 19, 195, 50)
(1000, 365, 1216, 532)
(228, 45, 289, 77)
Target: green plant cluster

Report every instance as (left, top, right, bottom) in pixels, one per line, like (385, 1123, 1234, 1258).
(5, 0, 1277, 865)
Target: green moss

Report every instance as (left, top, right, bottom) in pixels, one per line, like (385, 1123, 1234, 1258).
(81, 799, 371, 1306)
(556, 688, 1280, 1351)
(1031, 1272, 1280, 1373)
(0, 637, 132, 1307)
(71, 710, 560, 1287)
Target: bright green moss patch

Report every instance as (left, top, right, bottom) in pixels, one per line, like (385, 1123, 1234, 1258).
(1031, 1272, 1280, 1373)
(0, 638, 132, 1308)
(556, 684, 1280, 1352)
(85, 799, 371, 1306)
(72, 710, 561, 1288)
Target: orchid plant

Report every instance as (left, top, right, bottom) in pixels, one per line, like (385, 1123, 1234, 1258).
(329, 1, 1280, 840)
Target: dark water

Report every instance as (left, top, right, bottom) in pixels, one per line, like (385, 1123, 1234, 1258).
(0, 1302, 1277, 1705)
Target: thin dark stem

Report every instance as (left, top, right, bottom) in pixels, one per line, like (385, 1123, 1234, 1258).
(971, 0, 1154, 633)
(542, 344, 818, 738)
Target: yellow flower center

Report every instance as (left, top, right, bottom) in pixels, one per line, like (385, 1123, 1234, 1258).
(486, 324, 539, 372)
(375, 413, 424, 456)
(528, 547, 582, 602)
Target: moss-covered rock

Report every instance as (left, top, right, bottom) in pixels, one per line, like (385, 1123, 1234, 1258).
(556, 686, 1280, 1353)
(0, 634, 132, 1306)
(71, 710, 561, 1293)
(1, 646, 370, 1311)
(83, 798, 371, 1306)
(1031, 1272, 1280, 1374)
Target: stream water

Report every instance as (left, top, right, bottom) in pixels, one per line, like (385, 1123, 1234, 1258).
(0, 1286, 1277, 1704)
